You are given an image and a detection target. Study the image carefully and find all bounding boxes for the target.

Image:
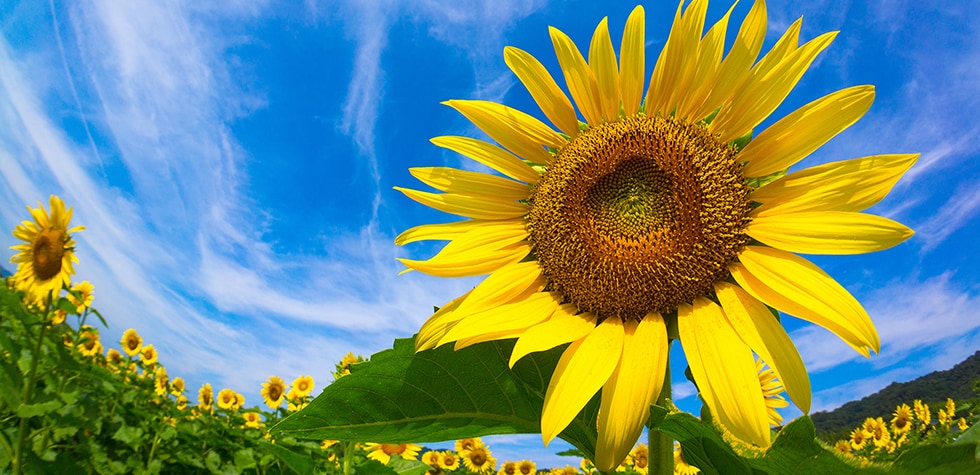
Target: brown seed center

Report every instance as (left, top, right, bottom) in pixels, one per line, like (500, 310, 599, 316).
(32, 228, 66, 281)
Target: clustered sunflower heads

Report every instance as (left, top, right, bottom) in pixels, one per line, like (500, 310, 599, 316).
(395, 0, 917, 468)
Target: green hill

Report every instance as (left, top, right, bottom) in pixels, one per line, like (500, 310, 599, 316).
(812, 350, 980, 440)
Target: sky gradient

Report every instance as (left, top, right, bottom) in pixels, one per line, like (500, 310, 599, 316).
(2, 0, 979, 466)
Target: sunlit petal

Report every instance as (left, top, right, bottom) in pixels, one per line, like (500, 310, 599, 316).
(504, 46, 580, 136)
(746, 212, 914, 254)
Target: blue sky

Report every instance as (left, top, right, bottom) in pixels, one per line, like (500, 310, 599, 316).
(2, 0, 979, 466)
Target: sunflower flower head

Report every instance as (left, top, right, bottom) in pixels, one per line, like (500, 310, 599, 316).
(121, 328, 143, 357)
(456, 437, 486, 455)
(51, 309, 68, 325)
(9, 196, 85, 305)
(198, 383, 214, 411)
(673, 442, 700, 475)
(243, 412, 264, 429)
(629, 444, 648, 475)
(396, 0, 916, 468)
(170, 376, 185, 396)
(140, 343, 158, 366)
(67, 280, 94, 313)
(914, 400, 931, 428)
(261, 375, 288, 409)
(76, 326, 102, 358)
(870, 417, 891, 449)
(891, 403, 913, 435)
(850, 427, 868, 451)
(106, 348, 123, 366)
(154, 366, 169, 396)
(439, 451, 461, 471)
(217, 388, 238, 411)
(364, 443, 422, 465)
(959, 417, 969, 432)
(292, 375, 315, 397)
(461, 445, 496, 474)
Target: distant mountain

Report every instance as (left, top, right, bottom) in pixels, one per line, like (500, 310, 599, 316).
(0, 265, 10, 277)
(812, 351, 980, 440)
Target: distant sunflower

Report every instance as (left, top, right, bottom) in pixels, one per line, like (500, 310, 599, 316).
(198, 383, 214, 411)
(756, 358, 789, 426)
(439, 451, 461, 471)
(891, 404, 913, 435)
(849, 427, 868, 451)
(456, 437, 486, 455)
(364, 443, 422, 465)
(870, 417, 890, 449)
(498, 461, 518, 475)
(261, 376, 287, 409)
(395, 0, 915, 468)
(217, 388, 238, 410)
(913, 400, 930, 427)
(461, 446, 496, 474)
(629, 444, 648, 475)
(76, 327, 102, 357)
(673, 442, 699, 475)
(106, 348, 123, 366)
(67, 281, 94, 313)
(9, 195, 85, 305)
(243, 412, 264, 429)
(292, 375, 315, 397)
(140, 344, 158, 366)
(51, 309, 67, 325)
(121, 329, 143, 356)
(422, 450, 442, 468)
(171, 377, 186, 396)
(154, 367, 169, 396)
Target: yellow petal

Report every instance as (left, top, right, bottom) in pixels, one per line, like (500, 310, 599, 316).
(689, 0, 767, 122)
(751, 153, 919, 215)
(409, 167, 530, 200)
(509, 305, 596, 367)
(504, 46, 580, 137)
(541, 319, 624, 444)
(646, 0, 707, 116)
(746, 211, 914, 255)
(444, 100, 560, 164)
(550, 26, 602, 125)
(443, 292, 562, 348)
(713, 28, 838, 142)
(596, 313, 668, 471)
(430, 136, 540, 184)
(714, 282, 811, 413)
(416, 291, 472, 351)
(740, 86, 875, 177)
(679, 298, 770, 447)
(456, 261, 547, 317)
(394, 187, 528, 220)
(588, 17, 621, 122)
(731, 246, 879, 355)
(676, 2, 736, 120)
(395, 219, 523, 246)
(619, 5, 645, 117)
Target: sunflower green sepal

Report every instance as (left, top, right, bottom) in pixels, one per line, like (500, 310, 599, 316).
(272, 336, 602, 461)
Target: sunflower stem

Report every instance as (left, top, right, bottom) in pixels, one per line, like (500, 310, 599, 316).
(649, 355, 673, 475)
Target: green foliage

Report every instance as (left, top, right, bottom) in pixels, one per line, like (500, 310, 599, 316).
(274, 336, 602, 460)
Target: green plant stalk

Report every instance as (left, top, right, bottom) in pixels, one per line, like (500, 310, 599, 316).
(649, 356, 673, 475)
(12, 318, 49, 474)
(343, 440, 355, 475)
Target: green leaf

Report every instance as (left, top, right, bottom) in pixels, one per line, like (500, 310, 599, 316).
(386, 456, 432, 475)
(260, 441, 316, 474)
(753, 416, 869, 474)
(273, 337, 600, 459)
(234, 448, 257, 471)
(647, 406, 750, 475)
(890, 442, 980, 474)
(112, 425, 145, 451)
(15, 399, 63, 417)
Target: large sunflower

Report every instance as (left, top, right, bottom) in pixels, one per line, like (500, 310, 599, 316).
(395, 0, 914, 469)
(9, 195, 85, 305)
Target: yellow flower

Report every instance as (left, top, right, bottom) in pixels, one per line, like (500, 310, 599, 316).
(51, 309, 67, 325)
(9, 196, 85, 305)
(395, 2, 914, 468)
(946, 398, 956, 419)
(76, 327, 102, 357)
(292, 375, 315, 397)
(462, 446, 496, 474)
(550, 466, 579, 475)
(938, 408, 950, 426)
(217, 388, 238, 410)
(321, 439, 338, 450)
(850, 427, 868, 451)
(834, 440, 851, 454)
(673, 443, 699, 475)
(870, 417, 890, 449)
(756, 358, 789, 426)
(891, 403, 913, 435)
(498, 461, 518, 475)
(958, 417, 969, 432)
(422, 450, 442, 468)
(629, 444, 648, 475)
(456, 437, 486, 455)
(261, 376, 287, 409)
(364, 443, 422, 465)
(439, 451, 460, 471)
(176, 395, 188, 411)
(243, 412, 264, 429)
(235, 392, 245, 410)
(121, 329, 142, 357)
(198, 383, 214, 411)
(913, 400, 931, 427)
(518, 460, 536, 475)
(140, 344, 158, 366)
(341, 352, 359, 368)
(154, 367, 169, 396)
(106, 348, 123, 366)
(67, 280, 94, 313)
(170, 377, 185, 396)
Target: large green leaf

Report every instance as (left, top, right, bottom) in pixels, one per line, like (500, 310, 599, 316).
(273, 337, 600, 458)
(647, 405, 751, 475)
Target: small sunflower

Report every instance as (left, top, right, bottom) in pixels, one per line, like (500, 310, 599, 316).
(756, 358, 789, 426)
(364, 443, 423, 465)
(154, 366, 169, 396)
(76, 327, 102, 357)
(550, 467, 579, 475)
(439, 451, 461, 471)
(945, 398, 956, 419)
(262, 375, 287, 409)
(396, 1, 914, 468)
(673, 442, 699, 475)
(106, 348, 123, 366)
(235, 392, 245, 410)
(171, 377, 186, 396)
(891, 403, 913, 435)
(938, 408, 951, 426)
(518, 460, 536, 475)
(498, 461, 518, 475)
(322, 439, 339, 450)
(217, 388, 238, 410)
(850, 427, 868, 451)
(51, 309, 67, 325)
(198, 383, 214, 411)
(629, 444, 648, 475)
(292, 375, 315, 397)
(958, 417, 969, 432)
(9, 196, 85, 305)
(243, 412, 264, 429)
(456, 437, 486, 455)
(870, 417, 890, 449)
(833, 440, 851, 454)
(121, 329, 143, 356)
(422, 450, 442, 468)
(176, 395, 188, 411)
(67, 280, 94, 313)
(462, 446, 496, 474)
(140, 344, 158, 366)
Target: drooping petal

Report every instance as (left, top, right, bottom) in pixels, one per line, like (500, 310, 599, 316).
(443, 292, 562, 348)
(751, 153, 919, 215)
(589, 17, 621, 122)
(430, 136, 540, 184)
(746, 211, 914, 255)
(596, 313, 668, 471)
(619, 5, 645, 117)
(740, 86, 875, 177)
(731, 246, 879, 355)
(541, 319, 624, 444)
(395, 219, 523, 246)
(689, 0, 767, 122)
(504, 46, 580, 137)
(509, 305, 596, 367)
(713, 28, 838, 142)
(456, 261, 547, 317)
(393, 187, 528, 220)
(550, 26, 603, 125)
(679, 298, 770, 447)
(444, 100, 561, 164)
(715, 282, 811, 413)
(646, 0, 708, 116)
(409, 167, 531, 200)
